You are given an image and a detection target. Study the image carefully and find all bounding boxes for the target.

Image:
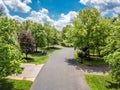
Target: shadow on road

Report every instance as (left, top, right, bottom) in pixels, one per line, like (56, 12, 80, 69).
(65, 58, 76, 66)
(65, 58, 109, 74)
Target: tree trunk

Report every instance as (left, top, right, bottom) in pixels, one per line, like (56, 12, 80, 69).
(26, 53, 28, 58)
(97, 46, 101, 57)
(36, 46, 37, 52)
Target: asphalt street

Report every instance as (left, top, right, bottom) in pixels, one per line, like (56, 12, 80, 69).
(30, 47, 89, 90)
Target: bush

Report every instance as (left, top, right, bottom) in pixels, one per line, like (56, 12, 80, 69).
(105, 51, 120, 84)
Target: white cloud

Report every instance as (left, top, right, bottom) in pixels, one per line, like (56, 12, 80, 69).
(54, 11, 77, 30)
(10, 15, 25, 22)
(26, 8, 54, 24)
(24, 0, 32, 4)
(4, 0, 31, 13)
(0, 0, 10, 16)
(0, 0, 77, 31)
(26, 8, 77, 30)
(80, 0, 120, 17)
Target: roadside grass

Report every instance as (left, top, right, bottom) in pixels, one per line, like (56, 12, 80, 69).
(74, 53, 106, 65)
(23, 54, 49, 64)
(0, 78, 32, 90)
(85, 74, 120, 90)
(45, 46, 61, 54)
(83, 57, 105, 65)
(22, 46, 61, 64)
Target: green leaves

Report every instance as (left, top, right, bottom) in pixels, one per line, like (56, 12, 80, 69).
(0, 44, 22, 78)
(62, 8, 120, 83)
(30, 23, 47, 49)
(105, 51, 120, 82)
(0, 17, 22, 78)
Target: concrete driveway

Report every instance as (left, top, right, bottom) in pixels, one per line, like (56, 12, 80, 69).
(31, 47, 89, 90)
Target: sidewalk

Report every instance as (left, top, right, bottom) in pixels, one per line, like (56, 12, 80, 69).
(7, 63, 44, 81)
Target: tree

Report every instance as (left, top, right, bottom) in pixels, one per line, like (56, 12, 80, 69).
(30, 23, 47, 51)
(20, 20, 32, 31)
(18, 30, 34, 58)
(103, 15, 120, 84)
(105, 52, 120, 84)
(91, 18, 111, 56)
(44, 23, 59, 47)
(61, 25, 73, 46)
(0, 17, 22, 78)
(0, 44, 22, 78)
(49, 27, 59, 46)
(0, 9, 3, 16)
(66, 8, 101, 57)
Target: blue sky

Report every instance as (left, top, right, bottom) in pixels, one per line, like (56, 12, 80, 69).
(9, 0, 86, 19)
(0, 0, 120, 30)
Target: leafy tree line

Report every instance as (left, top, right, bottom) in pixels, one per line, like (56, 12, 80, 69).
(62, 8, 120, 84)
(0, 10, 60, 78)
(18, 22, 60, 56)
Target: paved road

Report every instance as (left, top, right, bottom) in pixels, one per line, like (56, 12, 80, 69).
(31, 47, 89, 90)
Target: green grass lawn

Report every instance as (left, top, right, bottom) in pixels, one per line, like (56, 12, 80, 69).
(23, 46, 61, 64)
(0, 79, 32, 90)
(85, 74, 120, 90)
(83, 58, 105, 65)
(23, 54, 49, 64)
(45, 46, 61, 54)
(74, 53, 106, 65)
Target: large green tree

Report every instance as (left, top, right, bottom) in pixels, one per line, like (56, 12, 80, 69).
(61, 25, 73, 46)
(30, 23, 47, 51)
(103, 16, 120, 84)
(0, 17, 22, 78)
(65, 8, 111, 57)
(44, 23, 59, 47)
(20, 20, 32, 31)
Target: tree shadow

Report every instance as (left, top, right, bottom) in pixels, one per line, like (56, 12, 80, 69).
(32, 51, 47, 56)
(106, 81, 120, 89)
(22, 57, 34, 60)
(65, 58, 109, 74)
(0, 79, 13, 90)
(77, 64, 109, 74)
(45, 46, 61, 50)
(65, 58, 77, 66)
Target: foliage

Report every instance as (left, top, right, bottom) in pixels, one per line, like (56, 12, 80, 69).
(0, 44, 22, 78)
(64, 8, 111, 57)
(0, 17, 18, 45)
(61, 25, 73, 46)
(102, 16, 120, 83)
(44, 23, 59, 46)
(61, 8, 119, 83)
(105, 52, 120, 83)
(0, 17, 22, 78)
(0, 9, 3, 16)
(30, 23, 47, 51)
(18, 30, 34, 58)
(20, 20, 32, 30)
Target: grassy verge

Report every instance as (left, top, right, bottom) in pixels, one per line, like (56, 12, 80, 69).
(83, 57, 105, 65)
(74, 52, 105, 65)
(45, 46, 61, 54)
(0, 79, 32, 90)
(85, 74, 120, 90)
(23, 46, 61, 64)
(23, 54, 49, 64)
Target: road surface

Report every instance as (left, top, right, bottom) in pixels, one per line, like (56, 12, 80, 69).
(31, 47, 89, 90)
